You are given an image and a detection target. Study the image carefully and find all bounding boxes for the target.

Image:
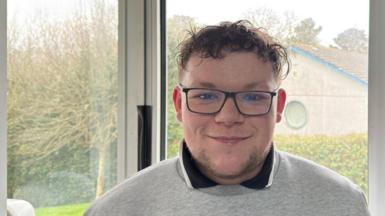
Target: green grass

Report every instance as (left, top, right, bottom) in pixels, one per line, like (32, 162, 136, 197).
(35, 203, 90, 216)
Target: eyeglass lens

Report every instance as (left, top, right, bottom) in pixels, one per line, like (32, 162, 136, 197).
(186, 89, 272, 115)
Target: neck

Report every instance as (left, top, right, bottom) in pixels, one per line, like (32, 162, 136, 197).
(200, 164, 264, 185)
(194, 154, 267, 185)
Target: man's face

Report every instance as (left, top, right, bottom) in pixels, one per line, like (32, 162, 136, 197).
(173, 51, 286, 184)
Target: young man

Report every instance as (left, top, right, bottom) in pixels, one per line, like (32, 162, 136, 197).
(85, 20, 370, 216)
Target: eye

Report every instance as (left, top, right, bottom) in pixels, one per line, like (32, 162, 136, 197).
(241, 93, 268, 102)
(243, 93, 260, 101)
(189, 90, 220, 101)
(196, 92, 218, 100)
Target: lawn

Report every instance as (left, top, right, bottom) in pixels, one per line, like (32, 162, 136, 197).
(35, 203, 90, 216)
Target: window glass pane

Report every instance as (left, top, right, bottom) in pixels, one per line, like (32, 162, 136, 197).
(7, 0, 118, 214)
(284, 101, 308, 129)
(167, 0, 369, 197)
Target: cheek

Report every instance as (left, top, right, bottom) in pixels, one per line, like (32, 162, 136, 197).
(249, 115, 276, 142)
(259, 101, 278, 130)
(181, 108, 209, 139)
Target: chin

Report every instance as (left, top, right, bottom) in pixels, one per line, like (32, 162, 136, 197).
(213, 158, 247, 176)
(211, 166, 247, 180)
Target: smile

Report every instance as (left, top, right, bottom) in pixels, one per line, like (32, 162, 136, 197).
(207, 135, 251, 144)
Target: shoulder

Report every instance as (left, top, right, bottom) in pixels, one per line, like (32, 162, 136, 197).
(276, 151, 356, 185)
(275, 150, 368, 213)
(276, 150, 361, 190)
(85, 157, 181, 216)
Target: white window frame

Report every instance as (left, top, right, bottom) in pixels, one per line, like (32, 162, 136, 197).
(368, 0, 385, 214)
(145, 0, 162, 165)
(117, 0, 161, 181)
(118, 0, 144, 181)
(0, 0, 7, 214)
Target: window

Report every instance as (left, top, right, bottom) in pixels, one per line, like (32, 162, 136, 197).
(166, 0, 369, 198)
(7, 0, 118, 214)
(284, 100, 308, 129)
(3, 1, 161, 214)
(1, 0, 385, 215)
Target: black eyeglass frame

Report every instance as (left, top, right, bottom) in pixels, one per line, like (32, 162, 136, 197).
(179, 84, 278, 116)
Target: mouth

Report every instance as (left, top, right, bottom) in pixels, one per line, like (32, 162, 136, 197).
(207, 135, 251, 144)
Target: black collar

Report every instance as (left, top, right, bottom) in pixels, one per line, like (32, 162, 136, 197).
(181, 142, 274, 189)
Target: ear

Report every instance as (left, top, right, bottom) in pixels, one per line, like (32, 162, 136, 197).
(275, 88, 286, 123)
(173, 86, 183, 122)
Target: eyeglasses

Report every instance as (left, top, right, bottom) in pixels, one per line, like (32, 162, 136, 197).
(179, 84, 277, 116)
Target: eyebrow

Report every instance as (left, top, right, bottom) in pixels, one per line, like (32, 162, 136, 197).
(196, 82, 216, 88)
(195, 81, 265, 90)
(243, 82, 264, 89)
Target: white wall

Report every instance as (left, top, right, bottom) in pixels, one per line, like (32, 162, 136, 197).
(276, 52, 368, 135)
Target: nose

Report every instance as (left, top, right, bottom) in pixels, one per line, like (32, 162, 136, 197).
(214, 97, 244, 125)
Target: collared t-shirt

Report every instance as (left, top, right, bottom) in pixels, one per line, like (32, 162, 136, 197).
(85, 141, 370, 216)
(180, 141, 275, 189)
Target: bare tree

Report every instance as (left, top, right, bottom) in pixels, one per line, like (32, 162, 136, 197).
(243, 8, 297, 43)
(7, 0, 118, 199)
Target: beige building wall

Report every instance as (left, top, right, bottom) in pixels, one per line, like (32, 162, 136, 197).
(275, 52, 368, 136)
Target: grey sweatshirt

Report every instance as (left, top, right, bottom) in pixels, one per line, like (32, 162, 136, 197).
(85, 150, 370, 216)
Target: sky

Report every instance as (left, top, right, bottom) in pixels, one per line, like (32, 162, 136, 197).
(167, 0, 370, 45)
(7, 0, 369, 46)
(8, 0, 93, 22)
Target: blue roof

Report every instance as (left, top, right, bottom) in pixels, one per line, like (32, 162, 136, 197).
(288, 46, 368, 88)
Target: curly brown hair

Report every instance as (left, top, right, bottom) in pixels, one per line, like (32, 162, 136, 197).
(177, 20, 290, 82)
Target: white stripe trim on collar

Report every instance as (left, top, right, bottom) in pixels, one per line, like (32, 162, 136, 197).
(265, 146, 276, 188)
(179, 141, 194, 189)
(179, 140, 276, 189)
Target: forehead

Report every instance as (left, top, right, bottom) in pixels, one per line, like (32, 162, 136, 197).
(182, 52, 277, 90)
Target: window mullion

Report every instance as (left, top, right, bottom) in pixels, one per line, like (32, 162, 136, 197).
(118, 0, 146, 182)
(0, 0, 7, 215)
(368, 0, 385, 215)
(145, 0, 162, 165)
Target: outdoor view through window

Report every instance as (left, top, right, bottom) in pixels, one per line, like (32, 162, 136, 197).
(6, 0, 369, 215)
(166, 0, 369, 199)
(7, 0, 118, 215)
